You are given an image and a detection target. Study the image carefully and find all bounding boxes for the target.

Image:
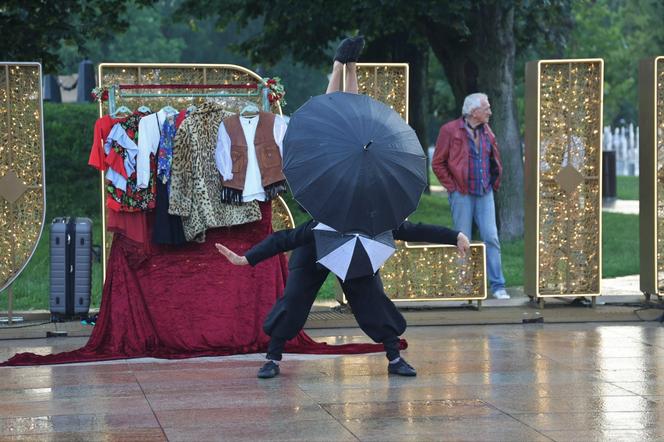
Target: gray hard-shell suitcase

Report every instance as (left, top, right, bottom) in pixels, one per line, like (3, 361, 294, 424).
(50, 217, 92, 319)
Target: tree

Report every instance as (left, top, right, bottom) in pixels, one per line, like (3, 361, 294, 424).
(177, 0, 437, 190)
(0, 0, 154, 72)
(177, 0, 574, 240)
(419, 1, 573, 240)
(51, 0, 327, 112)
(565, 0, 664, 125)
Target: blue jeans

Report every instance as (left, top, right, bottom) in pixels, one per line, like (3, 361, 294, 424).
(448, 189, 506, 292)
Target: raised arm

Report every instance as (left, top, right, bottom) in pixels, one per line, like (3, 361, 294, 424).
(217, 220, 316, 266)
(394, 221, 470, 258)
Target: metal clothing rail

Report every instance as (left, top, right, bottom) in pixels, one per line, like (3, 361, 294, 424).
(108, 82, 271, 114)
(118, 83, 259, 89)
(97, 63, 283, 282)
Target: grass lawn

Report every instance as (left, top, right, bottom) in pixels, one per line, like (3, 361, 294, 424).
(602, 212, 639, 276)
(617, 175, 638, 200)
(429, 168, 442, 187)
(315, 193, 639, 300)
(1, 190, 640, 309)
(0, 218, 104, 312)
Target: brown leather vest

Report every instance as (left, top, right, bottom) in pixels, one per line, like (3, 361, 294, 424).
(222, 112, 287, 203)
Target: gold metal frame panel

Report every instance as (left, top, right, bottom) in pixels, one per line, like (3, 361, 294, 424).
(639, 56, 664, 295)
(0, 62, 46, 292)
(271, 195, 295, 232)
(335, 242, 487, 303)
(343, 63, 409, 121)
(525, 59, 603, 298)
(382, 242, 487, 301)
(97, 63, 285, 280)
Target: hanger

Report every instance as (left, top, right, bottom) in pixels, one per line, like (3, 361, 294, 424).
(240, 102, 259, 117)
(137, 105, 151, 113)
(160, 105, 178, 115)
(111, 105, 131, 117)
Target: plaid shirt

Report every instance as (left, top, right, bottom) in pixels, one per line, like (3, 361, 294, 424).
(465, 121, 492, 196)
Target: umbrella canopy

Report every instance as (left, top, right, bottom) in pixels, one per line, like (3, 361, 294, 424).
(283, 92, 427, 236)
(313, 223, 396, 281)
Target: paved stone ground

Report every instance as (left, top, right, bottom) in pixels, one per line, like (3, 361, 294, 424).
(1, 322, 664, 441)
(601, 199, 639, 215)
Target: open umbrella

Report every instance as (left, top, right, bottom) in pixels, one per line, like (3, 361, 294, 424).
(283, 92, 426, 237)
(312, 223, 396, 281)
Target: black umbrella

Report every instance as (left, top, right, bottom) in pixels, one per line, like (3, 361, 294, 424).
(283, 92, 426, 236)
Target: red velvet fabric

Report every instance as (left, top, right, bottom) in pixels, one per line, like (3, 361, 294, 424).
(3, 202, 404, 366)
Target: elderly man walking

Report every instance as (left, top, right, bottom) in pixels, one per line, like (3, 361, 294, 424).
(432, 93, 509, 299)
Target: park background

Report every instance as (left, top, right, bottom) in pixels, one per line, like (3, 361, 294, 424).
(1, 0, 660, 310)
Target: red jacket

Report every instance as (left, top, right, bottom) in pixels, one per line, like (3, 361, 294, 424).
(432, 117, 503, 194)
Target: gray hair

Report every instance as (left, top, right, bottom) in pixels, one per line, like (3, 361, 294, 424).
(462, 93, 488, 116)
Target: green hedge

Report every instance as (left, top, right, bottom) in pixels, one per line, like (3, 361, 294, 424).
(42, 103, 101, 221)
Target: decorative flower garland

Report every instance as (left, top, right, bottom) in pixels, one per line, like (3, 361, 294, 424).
(264, 77, 286, 107)
(90, 86, 110, 103)
(91, 79, 286, 106)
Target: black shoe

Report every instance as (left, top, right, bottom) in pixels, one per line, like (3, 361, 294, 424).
(334, 37, 355, 64)
(257, 360, 280, 379)
(349, 35, 365, 63)
(388, 358, 417, 376)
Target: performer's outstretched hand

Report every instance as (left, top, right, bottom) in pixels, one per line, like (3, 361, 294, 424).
(456, 232, 470, 258)
(215, 243, 249, 266)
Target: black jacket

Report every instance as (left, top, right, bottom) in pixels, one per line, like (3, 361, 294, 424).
(246, 220, 460, 267)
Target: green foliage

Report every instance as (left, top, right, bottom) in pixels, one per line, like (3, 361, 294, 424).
(55, 1, 327, 112)
(42, 103, 101, 221)
(564, 0, 664, 124)
(427, 51, 458, 141)
(617, 176, 639, 201)
(0, 0, 154, 72)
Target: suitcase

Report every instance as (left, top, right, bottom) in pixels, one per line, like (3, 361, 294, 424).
(50, 217, 92, 320)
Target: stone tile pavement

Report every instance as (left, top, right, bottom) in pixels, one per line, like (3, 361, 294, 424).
(2, 322, 664, 441)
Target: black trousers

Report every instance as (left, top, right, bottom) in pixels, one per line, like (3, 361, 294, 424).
(264, 243, 405, 361)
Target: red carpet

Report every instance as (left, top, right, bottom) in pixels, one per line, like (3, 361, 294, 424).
(3, 203, 405, 366)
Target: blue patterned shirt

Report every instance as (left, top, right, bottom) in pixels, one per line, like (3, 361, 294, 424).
(465, 120, 492, 196)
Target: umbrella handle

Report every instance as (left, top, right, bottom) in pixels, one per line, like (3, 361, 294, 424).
(363, 140, 373, 150)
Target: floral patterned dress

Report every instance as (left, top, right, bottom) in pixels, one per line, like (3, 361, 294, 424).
(106, 112, 158, 212)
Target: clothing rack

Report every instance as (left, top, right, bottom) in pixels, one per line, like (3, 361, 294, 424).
(107, 82, 271, 114)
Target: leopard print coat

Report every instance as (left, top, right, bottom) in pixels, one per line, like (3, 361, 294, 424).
(169, 101, 261, 242)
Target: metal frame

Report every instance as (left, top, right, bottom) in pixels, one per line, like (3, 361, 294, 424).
(390, 242, 488, 302)
(97, 62, 282, 280)
(524, 58, 604, 300)
(0, 62, 46, 323)
(342, 63, 409, 122)
(0, 62, 47, 289)
(272, 195, 296, 231)
(639, 56, 663, 299)
(335, 242, 488, 304)
(107, 83, 271, 112)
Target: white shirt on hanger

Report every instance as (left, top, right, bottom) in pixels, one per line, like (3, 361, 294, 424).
(136, 109, 176, 189)
(215, 114, 288, 202)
